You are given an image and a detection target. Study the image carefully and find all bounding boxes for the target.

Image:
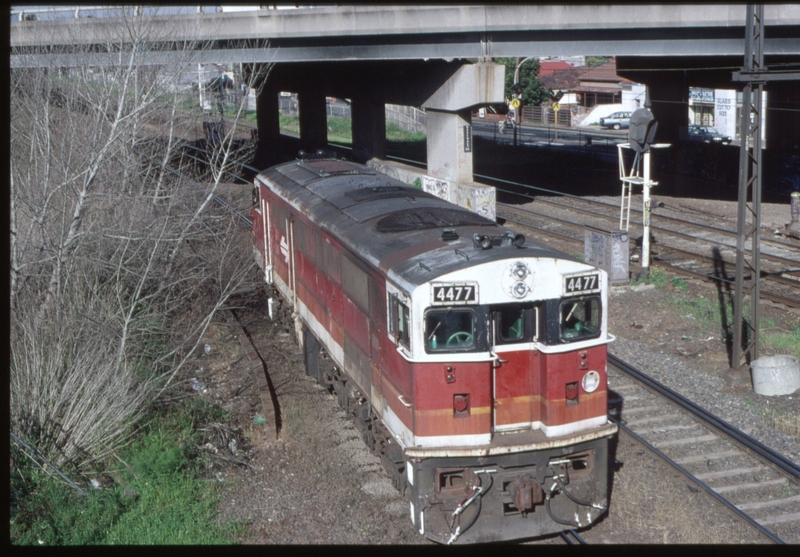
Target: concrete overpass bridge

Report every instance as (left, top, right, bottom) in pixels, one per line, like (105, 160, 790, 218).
(11, 4, 800, 186)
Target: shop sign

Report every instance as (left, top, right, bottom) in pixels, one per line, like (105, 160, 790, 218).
(690, 89, 715, 104)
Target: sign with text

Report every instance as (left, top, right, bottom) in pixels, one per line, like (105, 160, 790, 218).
(714, 89, 737, 140)
(690, 89, 715, 104)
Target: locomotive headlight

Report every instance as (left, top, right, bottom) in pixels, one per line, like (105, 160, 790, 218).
(582, 370, 600, 393)
(512, 262, 529, 279)
(512, 281, 528, 298)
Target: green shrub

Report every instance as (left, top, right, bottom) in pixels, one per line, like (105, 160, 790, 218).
(11, 398, 242, 546)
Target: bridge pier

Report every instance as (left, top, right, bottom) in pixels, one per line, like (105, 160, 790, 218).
(421, 62, 505, 184)
(649, 77, 690, 146)
(765, 81, 800, 156)
(351, 96, 386, 163)
(254, 82, 281, 170)
(424, 110, 474, 183)
(297, 88, 328, 154)
(618, 55, 800, 155)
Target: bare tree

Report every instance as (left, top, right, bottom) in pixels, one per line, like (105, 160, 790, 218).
(10, 8, 271, 471)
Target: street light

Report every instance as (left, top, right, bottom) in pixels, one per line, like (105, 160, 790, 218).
(511, 57, 536, 137)
(514, 56, 536, 85)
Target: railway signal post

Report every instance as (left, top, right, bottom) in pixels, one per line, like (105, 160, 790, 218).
(618, 87, 667, 281)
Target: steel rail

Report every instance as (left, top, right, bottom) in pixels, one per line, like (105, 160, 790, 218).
(497, 203, 800, 308)
(529, 196, 800, 270)
(653, 258, 800, 309)
(536, 195, 800, 252)
(611, 418, 784, 544)
(558, 529, 587, 544)
(652, 243, 800, 295)
(609, 354, 800, 482)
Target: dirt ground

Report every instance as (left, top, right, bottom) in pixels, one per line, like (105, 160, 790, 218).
(185, 192, 798, 545)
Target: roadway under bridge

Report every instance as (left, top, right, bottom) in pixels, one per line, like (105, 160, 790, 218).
(10, 4, 800, 184)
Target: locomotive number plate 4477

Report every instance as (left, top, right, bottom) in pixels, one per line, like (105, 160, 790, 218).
(432, 283, 478, 305)
(563, 273, 600, 296)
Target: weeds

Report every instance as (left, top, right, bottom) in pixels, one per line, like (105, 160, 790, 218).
(11, 398, 244, 545)
(760, 326, 800, 359)
(635, 265, 800, 360)
(670, 278, 688, 291)
(765, 407, 800, 438)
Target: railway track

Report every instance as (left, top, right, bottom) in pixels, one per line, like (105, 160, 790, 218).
(608, 354, 800, 544)
(496, 199, 800, 310)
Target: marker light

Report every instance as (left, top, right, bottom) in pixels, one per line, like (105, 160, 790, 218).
(582, 371, 600, 393)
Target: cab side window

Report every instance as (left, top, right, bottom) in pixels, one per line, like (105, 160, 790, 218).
(389, 295, 410, 350)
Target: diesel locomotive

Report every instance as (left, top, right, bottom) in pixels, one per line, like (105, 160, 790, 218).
(250, 155, 617, 544)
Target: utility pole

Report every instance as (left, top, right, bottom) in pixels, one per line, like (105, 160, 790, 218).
(731, 5, 764, 369)
(729, 5, 800, 369)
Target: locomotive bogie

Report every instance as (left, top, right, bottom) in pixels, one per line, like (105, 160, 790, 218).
(251, 158, 617, 543)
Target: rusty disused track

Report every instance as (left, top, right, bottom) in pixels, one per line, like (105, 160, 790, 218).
(609, 354, 800, 544)
(228, 309, 282, 441)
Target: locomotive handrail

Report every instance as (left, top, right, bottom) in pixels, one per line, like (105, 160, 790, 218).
(394, 349, 502, 364)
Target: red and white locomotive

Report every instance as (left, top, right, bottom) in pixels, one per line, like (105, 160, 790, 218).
(251, 155, 617, 543)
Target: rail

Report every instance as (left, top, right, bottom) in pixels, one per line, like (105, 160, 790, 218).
(609, 354, 800, 482)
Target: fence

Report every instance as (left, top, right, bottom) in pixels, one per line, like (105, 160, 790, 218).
(522, 105, 574, 127)
(278, 99, 426, 133)
(385, 104, 426, 133)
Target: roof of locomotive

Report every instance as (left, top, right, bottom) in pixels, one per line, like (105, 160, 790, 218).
(258, 158, 579, 293)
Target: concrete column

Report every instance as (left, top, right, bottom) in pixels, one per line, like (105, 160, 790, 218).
(351, 97, 386, 163)
(254, 82, 280, 170)
(297, 89, 328, 153)
(425, 109, 473, 183)
(420, 62, 504, 185)
(645, 73, 690, 146)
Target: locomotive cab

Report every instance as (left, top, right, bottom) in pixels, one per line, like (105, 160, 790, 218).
(384, 256, 615, 543)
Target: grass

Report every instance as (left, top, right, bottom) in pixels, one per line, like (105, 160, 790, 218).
(637, 265, 800, 361)
(761, 325, 800, 358)
(278, 114, 426, 146)
(10, 397, 243, 545)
